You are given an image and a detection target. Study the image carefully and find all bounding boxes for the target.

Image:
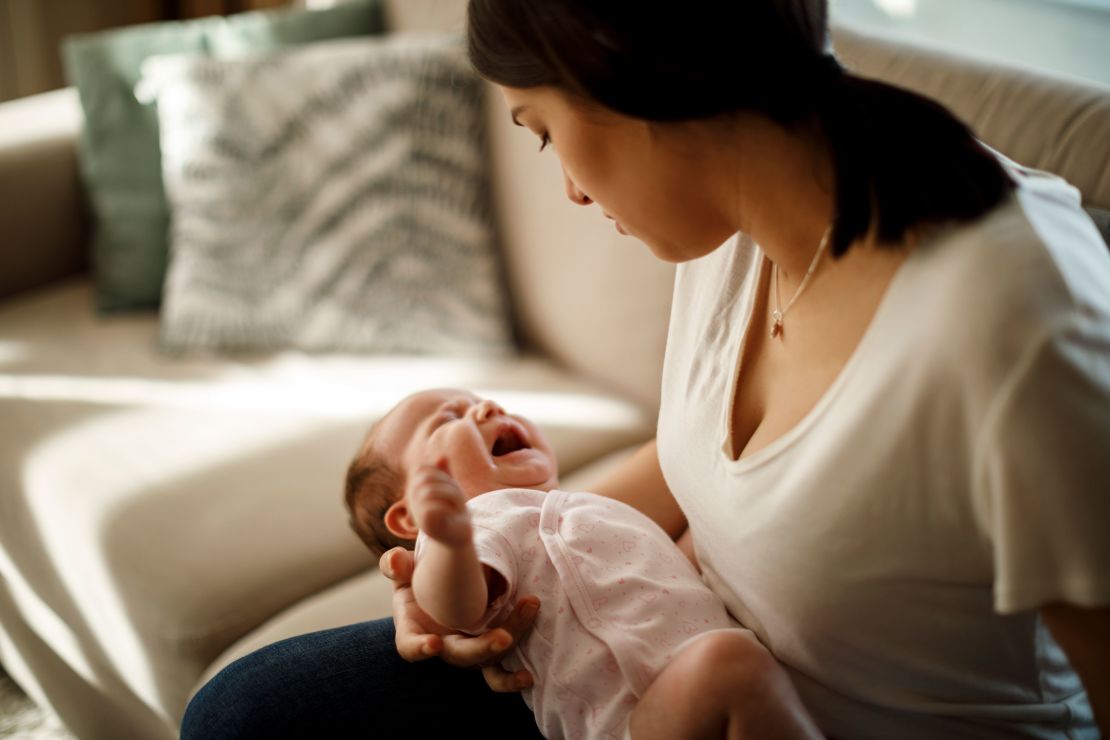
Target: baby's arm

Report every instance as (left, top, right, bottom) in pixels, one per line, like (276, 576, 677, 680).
(409, 463, 504, 632)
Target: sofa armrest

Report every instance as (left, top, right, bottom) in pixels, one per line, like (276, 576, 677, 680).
(0, 88, 89, 301)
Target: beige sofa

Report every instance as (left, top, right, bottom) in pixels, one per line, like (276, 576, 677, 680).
(2, 1, 1109, 736)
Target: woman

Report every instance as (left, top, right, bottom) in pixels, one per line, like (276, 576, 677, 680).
(182, 0, 1110, 737)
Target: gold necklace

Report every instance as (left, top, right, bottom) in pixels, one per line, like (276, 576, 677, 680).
(770, 225, 833, 339)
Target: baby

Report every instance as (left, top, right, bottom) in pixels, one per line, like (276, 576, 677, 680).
(344, 389, 816, 740)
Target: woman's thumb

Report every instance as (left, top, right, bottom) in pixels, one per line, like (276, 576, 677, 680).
(379, 546, 414, 582)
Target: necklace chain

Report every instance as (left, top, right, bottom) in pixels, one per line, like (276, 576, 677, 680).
(770, 225, 833, 339)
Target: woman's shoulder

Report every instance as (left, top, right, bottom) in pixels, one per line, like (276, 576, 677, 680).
(1012, 171, 1110, 314)
(920, 160, 1108, 319)
(901, 157, 1110, 391)
(1001, 152, 1109, 298)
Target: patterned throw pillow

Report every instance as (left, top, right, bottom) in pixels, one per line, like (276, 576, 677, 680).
(63, 0, 385, 312)
(142, 34, 515, 356)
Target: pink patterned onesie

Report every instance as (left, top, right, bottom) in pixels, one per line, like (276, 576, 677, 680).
(415, 488, 741, 740)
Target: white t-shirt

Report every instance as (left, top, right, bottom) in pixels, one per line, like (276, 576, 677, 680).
(657, 158, 1110, 738)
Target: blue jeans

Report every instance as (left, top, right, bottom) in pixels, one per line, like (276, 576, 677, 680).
(181, 617, 543, 739)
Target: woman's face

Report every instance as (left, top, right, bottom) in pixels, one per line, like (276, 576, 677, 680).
(499, 85, 739, 262)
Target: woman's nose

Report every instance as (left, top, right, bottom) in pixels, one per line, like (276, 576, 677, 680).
(471, 400, 505, 423)
(562, 166, 592, 206)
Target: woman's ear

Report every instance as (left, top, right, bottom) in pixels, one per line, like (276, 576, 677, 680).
(384, 499, 419, 540)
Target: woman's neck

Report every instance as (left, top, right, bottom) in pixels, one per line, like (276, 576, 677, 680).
(711, 116, 843, 293)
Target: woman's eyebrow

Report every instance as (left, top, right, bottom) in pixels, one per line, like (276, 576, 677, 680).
(510, 105, 528, 127)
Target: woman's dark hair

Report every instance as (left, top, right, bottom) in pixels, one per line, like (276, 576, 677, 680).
(467, 0, 1013, 257)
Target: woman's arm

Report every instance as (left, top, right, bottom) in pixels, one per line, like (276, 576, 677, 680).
(591, 438, 687, 539)
(1042, 603, 1110, 735)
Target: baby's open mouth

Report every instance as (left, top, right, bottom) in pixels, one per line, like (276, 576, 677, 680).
(491, 426, 530, 457)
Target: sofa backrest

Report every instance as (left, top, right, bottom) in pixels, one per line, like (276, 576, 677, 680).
(832, 25, 1110, 212)
(0, 88, 87, 301)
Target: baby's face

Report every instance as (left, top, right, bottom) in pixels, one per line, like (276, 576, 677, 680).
(371, 389, 558, 499)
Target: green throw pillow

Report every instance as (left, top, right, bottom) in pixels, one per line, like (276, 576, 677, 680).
(62, 0, 385, 312)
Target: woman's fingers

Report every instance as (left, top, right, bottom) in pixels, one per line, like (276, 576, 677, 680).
(438, 596, 540, 693)
(379, 547, 414, 583)
(439, 628, 512, 667)
(396, 628, 442, 662)
(482, 665, 534, 693)
(382, 550, 540, 677)
(381, 547, 447, 662)
(391, 580, 436, 661)
(498, 596, 541, 641)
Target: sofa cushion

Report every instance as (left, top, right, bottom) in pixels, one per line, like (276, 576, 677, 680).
(61, 0, 386, 312)
(142, 34, 512, 356)
(0, 279, 653, 731)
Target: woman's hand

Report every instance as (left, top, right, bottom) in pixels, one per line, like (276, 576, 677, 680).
(380, 546, 539, 692)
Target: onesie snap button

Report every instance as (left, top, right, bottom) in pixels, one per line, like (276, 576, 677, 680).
(543, 525, 556, 535)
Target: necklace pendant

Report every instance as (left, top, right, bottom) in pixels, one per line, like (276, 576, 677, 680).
(771, 311, 783, 339)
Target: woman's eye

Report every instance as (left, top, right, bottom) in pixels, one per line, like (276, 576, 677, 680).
(538, 134, 551, 152)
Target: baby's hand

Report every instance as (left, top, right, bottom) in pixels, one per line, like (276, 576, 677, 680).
(409, 460, 472, 548)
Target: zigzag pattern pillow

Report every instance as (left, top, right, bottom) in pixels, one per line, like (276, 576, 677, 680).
(143, 34, 514, 356)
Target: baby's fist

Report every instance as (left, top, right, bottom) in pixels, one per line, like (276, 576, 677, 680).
(409, 463, 472, 548)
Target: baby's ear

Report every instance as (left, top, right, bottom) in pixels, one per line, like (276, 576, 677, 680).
(384, 499, 419, 540)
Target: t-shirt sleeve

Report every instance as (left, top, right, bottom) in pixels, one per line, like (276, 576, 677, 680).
(976, 321, 1110, 614)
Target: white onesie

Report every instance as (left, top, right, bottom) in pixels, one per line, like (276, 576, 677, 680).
(415, 488, 739, 740)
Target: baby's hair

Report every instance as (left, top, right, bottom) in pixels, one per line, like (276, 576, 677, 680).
(344, 425, 415, 558)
